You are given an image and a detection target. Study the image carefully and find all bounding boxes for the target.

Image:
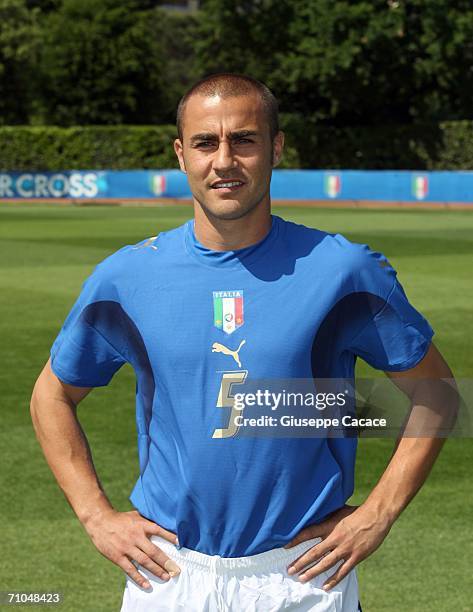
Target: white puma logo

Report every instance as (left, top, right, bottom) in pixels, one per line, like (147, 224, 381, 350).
(133, 236, 158, 250)
(212, 340, 246, 368)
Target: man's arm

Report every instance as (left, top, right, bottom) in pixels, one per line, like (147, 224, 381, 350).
(358, 342, 455, 528)
(30, 359, 181, 589)
(285, 343, 458, 590)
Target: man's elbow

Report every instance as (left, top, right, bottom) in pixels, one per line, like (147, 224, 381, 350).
(30, 358, 92, 418)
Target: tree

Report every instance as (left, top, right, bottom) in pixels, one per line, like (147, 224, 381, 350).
(405, 0, 473, 122)
(272, 0, 411, 124)
(25, 0, 60, 12)
(195, 0, 473, 126)
(3, 0, 473, 128)
(38, 0, 192, 125)
(0, 0, 39, 124)
(195, 0, 294, 83)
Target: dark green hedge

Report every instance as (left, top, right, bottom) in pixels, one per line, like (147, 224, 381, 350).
(280, 117, 473, 170)
(1, 120, 473, 171)
(0, 126, 179, 171)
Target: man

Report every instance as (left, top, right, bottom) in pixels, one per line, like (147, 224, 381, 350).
(31, 74, 455, 611)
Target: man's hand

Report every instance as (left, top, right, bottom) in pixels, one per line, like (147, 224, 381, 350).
(284, 504, 391, 591)
(84, 509, 181, 590)
(284, 344, 455, 592)
(31, 362, 181, 590)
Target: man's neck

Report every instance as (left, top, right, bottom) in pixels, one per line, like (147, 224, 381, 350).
(193, 199, 272, 251)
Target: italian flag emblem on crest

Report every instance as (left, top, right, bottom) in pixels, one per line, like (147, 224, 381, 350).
(213, 290, 244, 335)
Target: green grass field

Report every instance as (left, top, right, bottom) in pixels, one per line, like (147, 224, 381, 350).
(0, 204, 472, 611)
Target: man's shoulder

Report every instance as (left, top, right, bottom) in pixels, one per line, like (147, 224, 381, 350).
(95, 221, 188, 272)
(131, 220, 190, 254)
(83, 221, 189, 294)
(279, 216, 384, 267)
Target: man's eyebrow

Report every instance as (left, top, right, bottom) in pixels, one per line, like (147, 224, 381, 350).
(229, 130, 259, 139)
(189, 132, 218, 143)
(189, 130, 259, 143)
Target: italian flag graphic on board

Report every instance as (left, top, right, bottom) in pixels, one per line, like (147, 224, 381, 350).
(412, 174, 429, 200)
(213, 290, 244, 334)
(324, 173, 341, 198)
(150, 174, 166, 196)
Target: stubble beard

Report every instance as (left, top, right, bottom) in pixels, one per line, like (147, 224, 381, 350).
(195, 185, 270, 222)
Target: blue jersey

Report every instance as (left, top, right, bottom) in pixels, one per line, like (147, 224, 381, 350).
(51, 215, 433, 557)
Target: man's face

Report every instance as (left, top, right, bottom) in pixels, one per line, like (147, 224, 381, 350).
(174, 93, 284, 221)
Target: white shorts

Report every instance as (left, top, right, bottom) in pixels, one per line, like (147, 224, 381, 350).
(120, 535, 360, 611)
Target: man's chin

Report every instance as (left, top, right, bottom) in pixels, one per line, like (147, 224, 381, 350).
(200, 198, 257, 222)
(202, 186, 272, 220)
(211, 208, 252, 222)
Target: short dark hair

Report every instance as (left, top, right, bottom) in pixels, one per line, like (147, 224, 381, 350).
(176, 73, 279, 141)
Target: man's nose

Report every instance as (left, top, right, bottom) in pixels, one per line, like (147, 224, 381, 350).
(213, 141, 236, 172)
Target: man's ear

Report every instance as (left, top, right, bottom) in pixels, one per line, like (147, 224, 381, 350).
(272, 131, 285, 167)
(174, 138, 187, 173)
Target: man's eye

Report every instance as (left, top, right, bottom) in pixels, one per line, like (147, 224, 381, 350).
(195, 141, 214, 148)
(235, 138, 253, 144)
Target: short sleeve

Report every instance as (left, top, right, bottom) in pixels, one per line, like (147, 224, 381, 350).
(50, 266, 127, 387)
(346, 245, 434, 372)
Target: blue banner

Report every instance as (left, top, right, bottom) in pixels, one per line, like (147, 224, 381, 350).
(1, 169, 473, 203)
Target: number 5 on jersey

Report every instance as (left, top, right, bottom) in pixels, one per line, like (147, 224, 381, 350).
(212, 371, 248, 438)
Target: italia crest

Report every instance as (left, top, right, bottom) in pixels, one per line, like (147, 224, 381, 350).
(213, 290, 244, 334)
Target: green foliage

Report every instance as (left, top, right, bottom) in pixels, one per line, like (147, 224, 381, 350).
(194, 0, 293, 82)
(25, 0, 60, 12)
(428, 121, 473, 170)
(38, 1, 197, 125)
(0, 0, 40, 125)
(196, 0, 473, 126)
(2, 121, 473, 171)
(2, 0, 473, 132)
(405, 0, 473, 122)
(272, 0, 410, 124)
(287, 120, 473, 170)
(0, 125, 179, 170)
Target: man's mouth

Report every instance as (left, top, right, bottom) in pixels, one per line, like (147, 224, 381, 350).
(211, 180, 245, 190)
